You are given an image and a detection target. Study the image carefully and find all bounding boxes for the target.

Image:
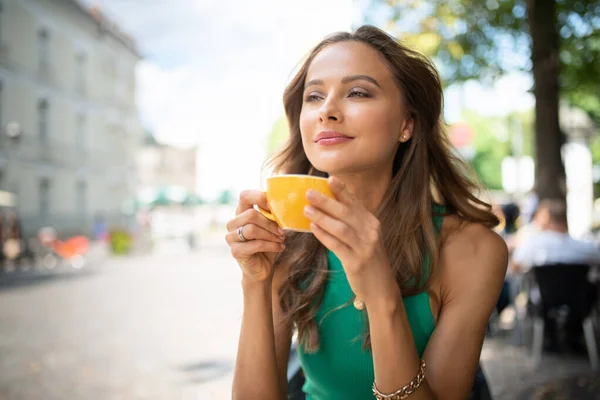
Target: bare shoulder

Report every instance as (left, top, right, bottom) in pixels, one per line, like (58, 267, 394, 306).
(438, 215, 508, 302)
(439, 215, 508, 267)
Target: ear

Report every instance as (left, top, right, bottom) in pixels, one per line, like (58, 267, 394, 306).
(399, 116, 414, 143)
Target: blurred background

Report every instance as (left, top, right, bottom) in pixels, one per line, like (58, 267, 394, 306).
(0, 0, 599, 399)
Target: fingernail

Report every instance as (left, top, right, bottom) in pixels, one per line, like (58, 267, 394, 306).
(304, 206, 315, 216)
(306, 190, 316, 199)
(280, 244, 286, 250)
(278, 228, 285, 235)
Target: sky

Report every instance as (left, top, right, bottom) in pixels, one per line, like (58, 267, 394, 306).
(84, 0, 534, 200)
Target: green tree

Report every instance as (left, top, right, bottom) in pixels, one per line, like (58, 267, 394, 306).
(368, 0, 600, 202)
(460, 109, 534, 190)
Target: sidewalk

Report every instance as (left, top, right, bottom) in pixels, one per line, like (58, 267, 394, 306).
(481, 329, 599, 399)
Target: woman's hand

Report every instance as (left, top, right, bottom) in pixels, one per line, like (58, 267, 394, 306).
(225, 190, 286, 284)
(304, 177, 398, 306)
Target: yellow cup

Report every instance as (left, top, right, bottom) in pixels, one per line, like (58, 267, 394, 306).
(258, 175, 334, 232)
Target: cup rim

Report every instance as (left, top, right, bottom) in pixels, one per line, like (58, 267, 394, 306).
(266, 174, 329, 181)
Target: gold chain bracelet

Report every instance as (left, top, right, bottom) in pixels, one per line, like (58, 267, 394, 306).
(372, 359, 427, 400)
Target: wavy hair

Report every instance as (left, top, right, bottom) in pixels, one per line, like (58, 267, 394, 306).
(266, 25, 499, 353)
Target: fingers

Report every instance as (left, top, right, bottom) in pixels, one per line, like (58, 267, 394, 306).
(306, 188, 351, 223)
(225, 223, 285, 245)
(230, 240, 286, 259)
(226, 191, 286, 266)
(235, 190, 270, 216)
(226, 209, 284, 238)
(304, 205, 356, 248)
(309, 223, 350, 259)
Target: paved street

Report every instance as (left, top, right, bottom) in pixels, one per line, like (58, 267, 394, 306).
(0, 243, 243, 400)
(482, 334, 597, 399)
(0, 239, 598, 399)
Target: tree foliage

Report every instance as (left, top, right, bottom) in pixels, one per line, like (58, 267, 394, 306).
(368, 0, 600, 123)
(461, 109, 534, 190)
(366, 0, 599, 200)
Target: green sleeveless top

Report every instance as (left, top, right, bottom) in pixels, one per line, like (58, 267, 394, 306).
(298, 205, 445, 400)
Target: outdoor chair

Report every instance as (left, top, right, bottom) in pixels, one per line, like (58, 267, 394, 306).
(526, 264, 598, 371)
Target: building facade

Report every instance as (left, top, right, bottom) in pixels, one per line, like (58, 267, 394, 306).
(0, 0, 143, 237)
(136, 136, 197, 196)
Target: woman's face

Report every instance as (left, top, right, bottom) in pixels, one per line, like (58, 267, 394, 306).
(300, 40, 412, 176)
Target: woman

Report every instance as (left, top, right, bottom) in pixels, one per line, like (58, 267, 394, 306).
(4, 211, 23, 267)
(226, 25, 507, 400)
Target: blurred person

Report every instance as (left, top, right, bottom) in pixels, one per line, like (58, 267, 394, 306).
(510, 199, 600, 274)
(3, 211, 23, 268)
(225, 26, 506, 400)
(489, 204, 512, 316)
(511, 199, 600, 352)
(508, 199, 549, 254)
(93, 213, 108, 242)
(520, 190, 539, 225)
(503, 202, 547, 306)
(500, 203, 520, 236)
(493, 203, 520, 315)
(494, 202, 521, 253)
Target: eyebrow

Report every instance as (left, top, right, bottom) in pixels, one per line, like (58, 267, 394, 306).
(304, 74, 382, 90)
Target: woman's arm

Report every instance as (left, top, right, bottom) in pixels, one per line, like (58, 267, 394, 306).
(232, 264, 293, 400)
(303, 179, 507, 398)
(368, 223, 508, 400)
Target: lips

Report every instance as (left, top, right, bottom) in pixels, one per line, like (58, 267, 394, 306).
(314, 130, 353, 143)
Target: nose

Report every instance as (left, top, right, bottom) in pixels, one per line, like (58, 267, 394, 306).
(318, 98, 343, 123)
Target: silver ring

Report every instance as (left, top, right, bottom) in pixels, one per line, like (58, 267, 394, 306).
(237, 226, 248, 242)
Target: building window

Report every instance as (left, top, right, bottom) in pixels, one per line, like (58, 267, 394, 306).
(76, 181, 86, 216)
(38, 29, 49, 71)
(38, 98, 49, 144)
(39, 177, 50, 217)
(76, 113, 86, 150)
(75, 51, 86, 93)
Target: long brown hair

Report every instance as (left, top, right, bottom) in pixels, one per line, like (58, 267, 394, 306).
(266, 25, 498, 353)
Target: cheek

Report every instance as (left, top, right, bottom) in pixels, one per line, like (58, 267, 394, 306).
(349, 104, 401, 142)
(299, 109, 313, 146)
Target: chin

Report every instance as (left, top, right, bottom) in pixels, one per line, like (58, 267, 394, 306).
(309, 160, 350, 176)
(306, 147, 360, 175)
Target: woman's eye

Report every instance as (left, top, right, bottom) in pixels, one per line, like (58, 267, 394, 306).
(348, 90, 370, 98)
(304, 94, 322, 102)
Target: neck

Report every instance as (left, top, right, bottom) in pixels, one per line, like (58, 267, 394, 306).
(331, 168, 393, 215)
